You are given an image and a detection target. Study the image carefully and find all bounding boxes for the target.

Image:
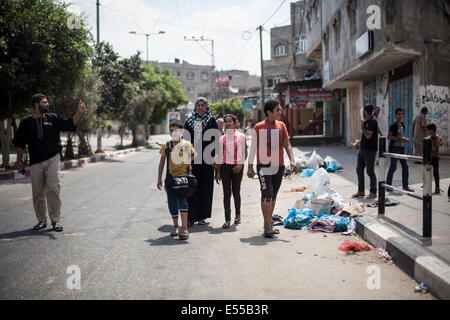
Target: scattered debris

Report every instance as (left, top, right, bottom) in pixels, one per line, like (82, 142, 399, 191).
(367, 198, 399, 208)
(271, 215, 284, 226)
(415, 283, 430, 294)
(339, 240, 372, 252)
(291, 186, 307, 192)
(378, 249, 393, 263)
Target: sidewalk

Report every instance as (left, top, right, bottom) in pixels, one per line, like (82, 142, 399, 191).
(0, 134, 133, 167)
(289, 145, 450, 299)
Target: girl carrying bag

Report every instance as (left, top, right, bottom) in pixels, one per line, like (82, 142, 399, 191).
(164, 141, 198, 199)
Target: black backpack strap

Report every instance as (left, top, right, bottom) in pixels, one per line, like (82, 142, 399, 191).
(165, 141, 172, 176)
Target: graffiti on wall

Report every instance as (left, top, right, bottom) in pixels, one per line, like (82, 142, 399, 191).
(420, 85, 450, 149)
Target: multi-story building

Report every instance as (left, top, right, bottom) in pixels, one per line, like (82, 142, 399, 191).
(264, 0, 319, 93)
(305, 0, 450, 153)
(153, 59, 215, 107)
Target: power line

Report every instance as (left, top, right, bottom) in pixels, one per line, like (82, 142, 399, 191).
(83, 0, 245, 33)
(261, 0, 287, 27)
(221, 32, 258, 69)
(284, 0, 307, 78)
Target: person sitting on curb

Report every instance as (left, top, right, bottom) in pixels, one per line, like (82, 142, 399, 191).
(157, 120, 197, 240)
(247, 100, 297, 238)
(214, 114, 248, 229)
(12, 94, 85, 232)
(386, 108, 414, 193)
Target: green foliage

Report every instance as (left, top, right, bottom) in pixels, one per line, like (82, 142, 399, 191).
(142, 64, 188, 125)
(210, 98, 244, 122)
(0, 0, 93, 119)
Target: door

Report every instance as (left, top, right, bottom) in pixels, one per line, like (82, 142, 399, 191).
(388, 75, 414, 154)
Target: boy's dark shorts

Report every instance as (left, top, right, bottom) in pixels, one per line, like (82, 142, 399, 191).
(257, 165, 285, 202)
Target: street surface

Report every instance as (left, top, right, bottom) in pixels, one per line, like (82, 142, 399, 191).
(0, 144, 437, 299)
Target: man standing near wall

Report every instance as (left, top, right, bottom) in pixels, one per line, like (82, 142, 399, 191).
(412, 107, 428, 162)
(386, 108, 414, 192)
(352, 105, 379, 199)
(12, 94, 86, 232)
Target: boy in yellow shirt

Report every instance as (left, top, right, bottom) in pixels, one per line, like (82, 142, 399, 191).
(157, 120, 196, 240)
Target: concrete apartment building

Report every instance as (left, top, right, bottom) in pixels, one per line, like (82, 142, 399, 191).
(305, 0, 450, 153)
(264, 0, 319, 91)
(151, 60, 261, 132)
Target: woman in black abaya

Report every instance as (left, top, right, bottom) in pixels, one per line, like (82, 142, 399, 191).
(184, 97, 219, 227)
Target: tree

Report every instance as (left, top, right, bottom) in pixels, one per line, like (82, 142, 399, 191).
(126, 86, 160, 147)
(141, 64, 188, 126)
(0, 0, 93, 167)
(92, 43, 145, 148)
(210, 98, 244, 122)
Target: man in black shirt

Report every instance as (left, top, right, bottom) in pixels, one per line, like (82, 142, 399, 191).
(352, 105, 379, 199)
(386, 108, 413, 192)
(12, 94, 86, 231)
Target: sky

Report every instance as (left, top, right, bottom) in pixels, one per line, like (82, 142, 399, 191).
(61, 0, 292, 76)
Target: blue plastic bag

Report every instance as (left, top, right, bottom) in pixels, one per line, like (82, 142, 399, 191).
(283, 207, 315, 229)
(326, 164, 338, 172)
(300, 168, 315, 177)
(302, 192, 315, 201)
(318, 214, 350, 232)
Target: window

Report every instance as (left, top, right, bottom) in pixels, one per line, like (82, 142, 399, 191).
(295, 34, 308, 54)
(299, 6, 305, 22)
(275, 44, 287, 56)
(186, 72, 195, 79)
(188, 87, 195, 93)
(201, 72, 208, 80)
(267, 78, 274, 88)
(176, 71, 181, 77)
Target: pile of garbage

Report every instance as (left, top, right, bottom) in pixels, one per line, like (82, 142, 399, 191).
(284, 150, 343, 177)
(283, 168, 364, 235)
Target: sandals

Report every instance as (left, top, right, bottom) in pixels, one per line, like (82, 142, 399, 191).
(179, 230, 189, 240)
(33, 221, 47, 231)
(198, 220, 207, 225)
(234, 216, 241, 225)
(263, 226, 280, 238)
(51, 222, 63, 232)
(222, 221, 231, 229)
(170, 226, 179, 237)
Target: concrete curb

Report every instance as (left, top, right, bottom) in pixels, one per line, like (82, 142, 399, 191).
(354, 215, 450, 300)
(0, 147, 146, 181)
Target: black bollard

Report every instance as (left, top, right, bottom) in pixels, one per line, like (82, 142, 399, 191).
(423, 138, 432, 238)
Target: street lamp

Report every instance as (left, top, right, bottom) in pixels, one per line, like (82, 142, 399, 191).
(129, 30, 165, 63)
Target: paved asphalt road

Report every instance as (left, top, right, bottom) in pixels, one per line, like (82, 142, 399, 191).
(0, 149, 435, 299)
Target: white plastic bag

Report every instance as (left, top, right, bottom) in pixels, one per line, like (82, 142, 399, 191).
(324, 156, 342, 169)
(306, 151, 321, 170)
(309, 168, 331, 195)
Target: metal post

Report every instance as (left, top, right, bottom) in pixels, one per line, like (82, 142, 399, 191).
(259, 25, 265, 110)
(96, 0, 100, 44)
(146, 34, 149, 63)
(423, 138, 432, 238)
(378, 137, 386, 215)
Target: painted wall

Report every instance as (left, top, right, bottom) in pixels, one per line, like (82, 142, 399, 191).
(418, 85, 450, 154)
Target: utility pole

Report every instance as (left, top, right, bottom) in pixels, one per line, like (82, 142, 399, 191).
(96, 0, 102, 153)
(258, 26, 265, 111)
(96, 0, 100, 44)
(184, 36, 216, 105)
(129, 31, 165, 64)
